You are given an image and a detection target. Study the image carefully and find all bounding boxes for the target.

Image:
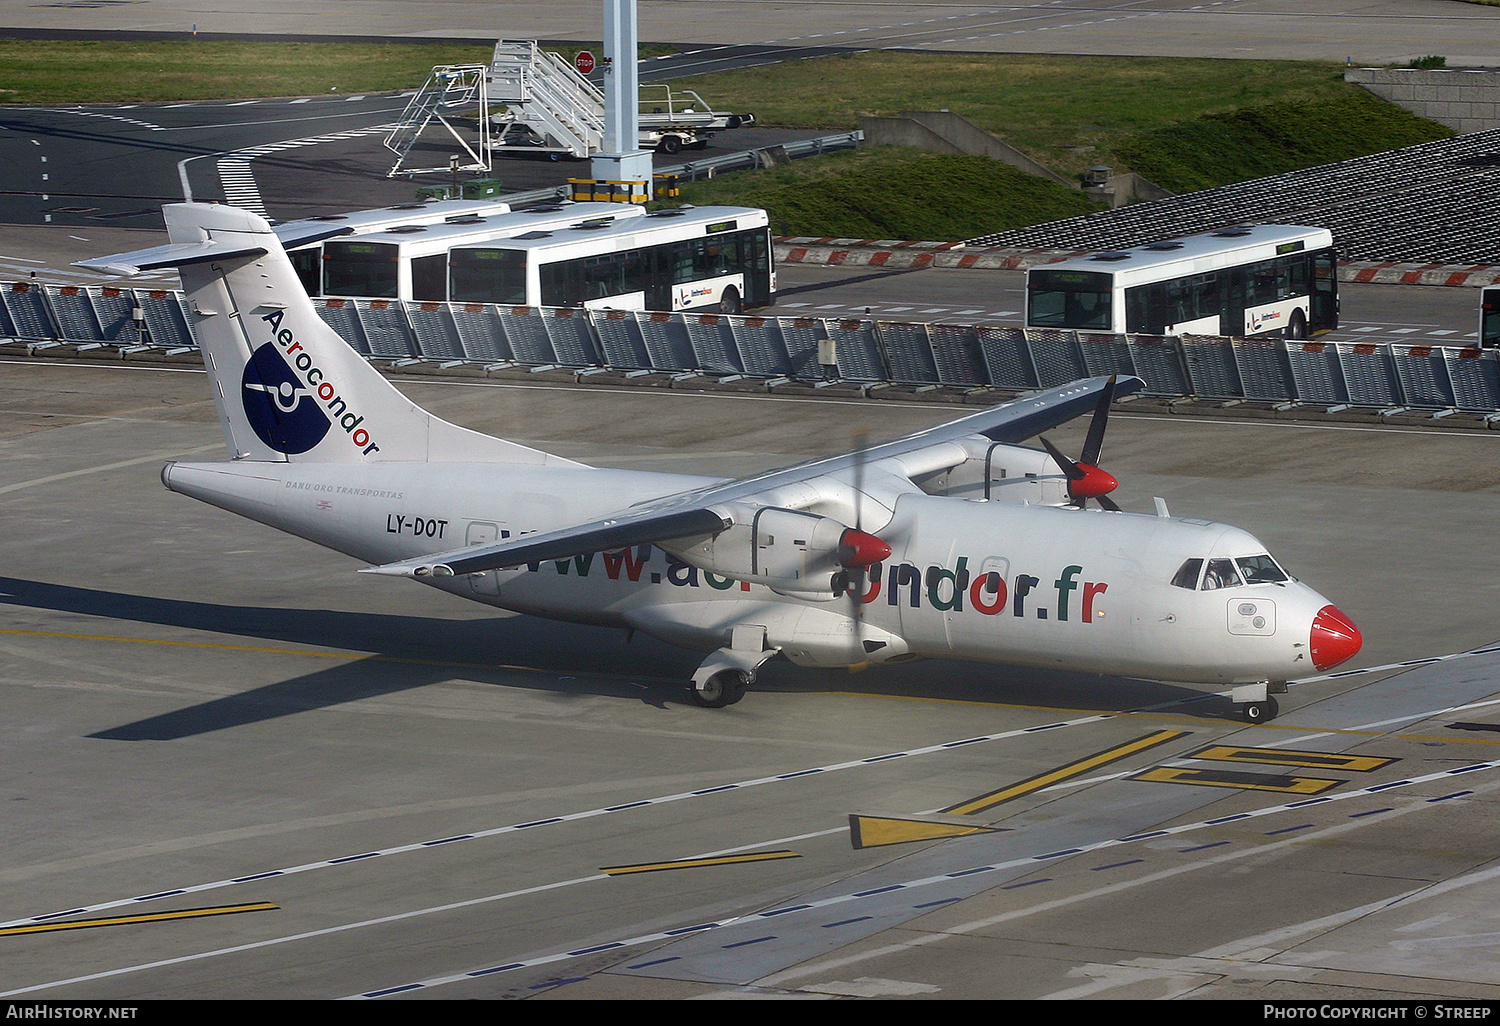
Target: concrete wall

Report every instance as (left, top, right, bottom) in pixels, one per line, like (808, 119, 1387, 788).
(858, 111, 1075, 187)
(1346, 67, 1500, 133)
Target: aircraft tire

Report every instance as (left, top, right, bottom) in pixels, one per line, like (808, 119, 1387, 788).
(1238, 696, 1279, 724)
(690, 670, 747, 708)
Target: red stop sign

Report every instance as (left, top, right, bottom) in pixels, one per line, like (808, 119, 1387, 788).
(575, 50, 596, 75)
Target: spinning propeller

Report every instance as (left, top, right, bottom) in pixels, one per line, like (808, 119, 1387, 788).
(834, 430, 890, 616)
(1039, 374, 1123, 512)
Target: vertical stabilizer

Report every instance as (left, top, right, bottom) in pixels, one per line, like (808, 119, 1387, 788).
(81, 203, 578, 467)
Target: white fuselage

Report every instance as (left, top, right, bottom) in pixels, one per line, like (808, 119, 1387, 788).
(164, 459, 1336, 686)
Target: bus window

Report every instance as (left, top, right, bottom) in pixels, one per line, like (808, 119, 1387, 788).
(1027, 269, 1113, 330)
(449, 249, 527, 305)
(323, 242, 399, 299)
(411, 253, 447, 303)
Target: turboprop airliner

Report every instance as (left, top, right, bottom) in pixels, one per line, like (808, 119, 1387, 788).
(80, 203, 1363, 722)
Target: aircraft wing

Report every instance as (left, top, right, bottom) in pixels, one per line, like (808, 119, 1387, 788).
(361, 374, 1144, 579)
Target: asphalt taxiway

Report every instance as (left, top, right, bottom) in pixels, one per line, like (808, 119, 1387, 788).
(3, 346, 1500, 1000)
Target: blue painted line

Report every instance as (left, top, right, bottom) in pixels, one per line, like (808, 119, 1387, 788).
(1179, 841, 1230, 853)
(421, 835, 472, 846)
(568, 942, 624, 955)
(365, 984, 422, 996)
(468, 964, 525, 977)
(36, 909, 87, 921)
(722, 935, 776, 949)
(914, 897, 962, 909)
(1264, 823, 1314, 836)
(1428, 791, 1473, 802)
(1349, 808, 1393, 818)
(1367, 780, 1411, 791)
(625, 957, 680, 969)
(665, 923, 718, 935)
(1092, 859, 1144, 870)
(690, 785, 736, 795)
(134, 890, 186, 900)
(1288, 797, 1334, 808)
(1119, 831, 1167, 842)
(1206, 814, 1250, 824)
(1001, 878, 1049, 890)
(853, 885, 902, 897)
(231, 872, 283, 882)
(329, 852, 379, 864)
(823, 916, 873, 928)
(862, 753, 908, 763)
(1035, 848, 1082, 859)
(946, 867, 992, 878)
(760, 904, 813, 917)
(515, 818, 565, 828)
(942, 737, 988, 748)
(604, 802, 650, 811)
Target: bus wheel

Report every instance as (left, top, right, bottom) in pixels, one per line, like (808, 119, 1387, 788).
(719, 287, 742, 315)
(1286, 309, 1307, 340)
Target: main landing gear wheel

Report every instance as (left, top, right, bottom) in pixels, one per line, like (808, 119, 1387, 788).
(690, 669, 747, 708)
(1238, 696, 1279, 724)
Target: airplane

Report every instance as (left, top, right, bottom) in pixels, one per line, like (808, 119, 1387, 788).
(78, 202, 1363, 724)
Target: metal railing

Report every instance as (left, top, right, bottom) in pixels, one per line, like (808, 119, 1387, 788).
(6, 280, 1498, 416)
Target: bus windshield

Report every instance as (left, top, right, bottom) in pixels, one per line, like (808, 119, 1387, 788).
(1026, 269, 1113, 330)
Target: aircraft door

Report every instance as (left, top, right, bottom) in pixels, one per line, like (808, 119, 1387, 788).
(466, 520, 504, 596)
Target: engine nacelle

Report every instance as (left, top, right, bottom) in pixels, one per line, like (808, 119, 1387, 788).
(659, 505, 889, 594)
(911, 438, 1072, 506)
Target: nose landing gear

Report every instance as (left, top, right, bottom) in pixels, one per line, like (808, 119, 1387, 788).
(1231, 680, 1286, 723)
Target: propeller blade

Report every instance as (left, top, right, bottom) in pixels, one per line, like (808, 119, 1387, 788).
(1079, 374, 1118, 468)
(1039, 435, 1085, 481)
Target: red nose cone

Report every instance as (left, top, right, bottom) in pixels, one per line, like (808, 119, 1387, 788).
(1070, 463, 1119, 499)
(1310, 605, 1362, 671)
(838, 528, 892, 568)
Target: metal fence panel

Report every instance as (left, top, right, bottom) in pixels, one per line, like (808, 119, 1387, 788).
(1445, 348, 1500, 412)
(409, 303, 463, 360)
(1285, 342, 1347, 405)
(137, 290, 194, 349)
(1338, 343, 1403, 407)
(450, 304, 512, 362)
(542, 308, 601, 367)
(1390, 345, 1455, 409)
(638, 311, 695, 371)
(976, 326, 1036, 390)
(1076, 333, 1136, 378)
(1181, 335, 1243, 399)
(729, 315, 794, 377)
(1125, 336, 1189, 397)
(496, 307, 557, 365)
(357, 300, 417, 359)
(3, 282, 58, 338)
(47, 286, 103, 342)
(316, 299, 371, 356)
(91, 287, 139, 342)
(682, 314, 743, 374)
(1231, 339, 1297, 402)
(928, 323, 986, 387)
(1023, 329, 1086, 388)
(878, 322, 940, 385)
(826, 319, 884, 381)
(778, 317, 824, 379)
(590, 309, 649, 368)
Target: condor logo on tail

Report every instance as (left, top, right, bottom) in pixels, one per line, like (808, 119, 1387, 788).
(241, 343, 331, 455)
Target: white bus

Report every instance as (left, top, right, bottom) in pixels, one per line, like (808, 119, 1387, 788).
(447, 205, 775, 314)
(1480, 284, 1500, 348)
(317, 202, 647, 303)
(1026, 224, 1339, 339)
(277, 198, 514, 295)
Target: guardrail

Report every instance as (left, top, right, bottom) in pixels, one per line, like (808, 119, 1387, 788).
(5, 280, 1499, 417)
(493, 131, 867, 206)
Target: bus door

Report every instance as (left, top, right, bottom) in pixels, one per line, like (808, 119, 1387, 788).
(1311, 251, 1338, 331)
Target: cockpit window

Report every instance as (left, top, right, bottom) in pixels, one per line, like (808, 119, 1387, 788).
(1171, 558, 1203, 590)
(1237, 554, 1289, 584)
(1202, 558, 1242, 590)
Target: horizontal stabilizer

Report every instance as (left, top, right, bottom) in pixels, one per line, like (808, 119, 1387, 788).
(270, 223, 355, 251)
(76, 239, 268, 277)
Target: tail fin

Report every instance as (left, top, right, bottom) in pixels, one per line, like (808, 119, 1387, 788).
(79, 202, 577, 467)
